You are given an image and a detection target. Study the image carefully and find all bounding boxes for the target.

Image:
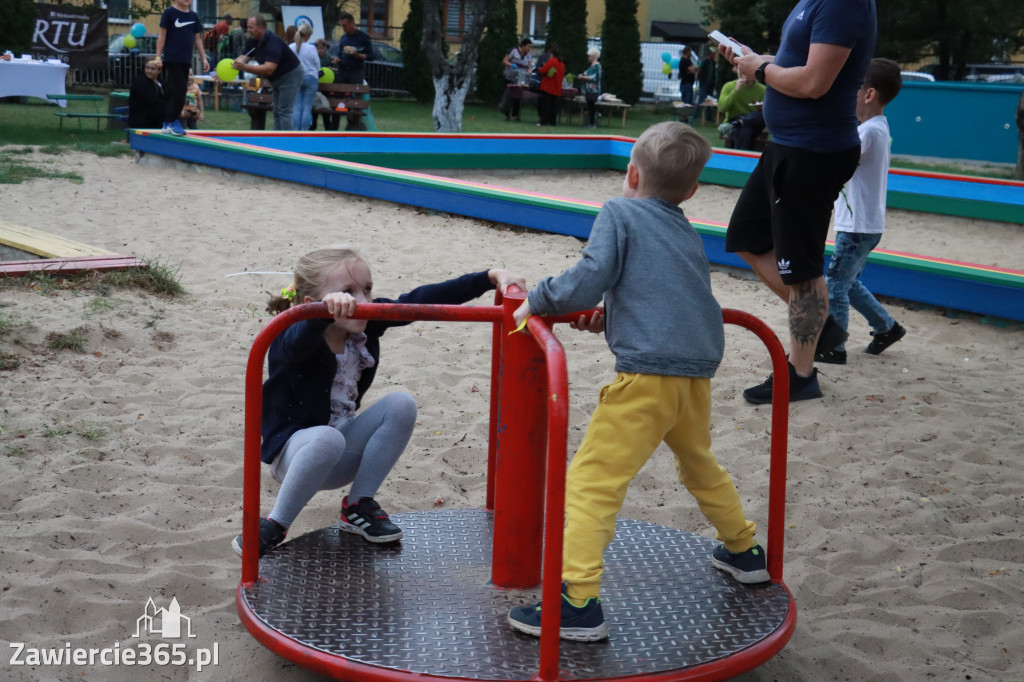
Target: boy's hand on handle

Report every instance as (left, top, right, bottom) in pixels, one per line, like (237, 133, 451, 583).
(488, 268, 527, 295)
(512, 300, 532, 329)
(569, 308, 604, 334)
(322, 292, 358, 320)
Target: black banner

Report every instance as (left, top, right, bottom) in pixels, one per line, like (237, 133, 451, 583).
(32, 4, 108, 70)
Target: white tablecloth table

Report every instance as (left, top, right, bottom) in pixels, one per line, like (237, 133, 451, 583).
(0, 60, 71, 106)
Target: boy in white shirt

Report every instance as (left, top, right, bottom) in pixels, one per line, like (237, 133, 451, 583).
(818, 58, 906, 364)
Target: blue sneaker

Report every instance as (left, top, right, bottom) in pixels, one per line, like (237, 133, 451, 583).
(167, 120, 186, 136)
(508, 587, 609, 641)
(711, 543, 771, 583)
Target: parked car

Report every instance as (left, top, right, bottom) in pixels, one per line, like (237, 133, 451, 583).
(964, 63, 1024, 83)
(900, 71, 936, 82)
(326, 40, 405, 95)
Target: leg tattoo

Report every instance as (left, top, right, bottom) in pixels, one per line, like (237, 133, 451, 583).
(789, 281, 828, 350)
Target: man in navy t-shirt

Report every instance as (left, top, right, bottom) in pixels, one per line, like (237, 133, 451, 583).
(330, 12, 373, 85)
(155, 0, 209, 136)
(233, 15, 303, 131)
(718, 0, 876, 404)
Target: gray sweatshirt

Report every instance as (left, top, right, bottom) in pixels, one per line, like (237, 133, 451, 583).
(528, 196, 724, 378)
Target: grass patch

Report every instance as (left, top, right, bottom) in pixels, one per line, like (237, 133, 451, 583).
(0, 257, 186, 297)
(42, 423, 73, 437)
(83, 296, 121, 320)
(0, 353, 20, 370)
(0, 150, 84, 185)
(73, 421, 107, 440)
(46, 326, 89, 352)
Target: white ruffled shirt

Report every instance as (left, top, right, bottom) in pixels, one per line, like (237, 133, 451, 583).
(328, 333, 376, 427)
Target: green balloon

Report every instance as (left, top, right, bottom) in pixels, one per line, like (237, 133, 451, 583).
(216, 58, 238, 82)
(319, 67, 335, 84)
(662, 63, 672, 75)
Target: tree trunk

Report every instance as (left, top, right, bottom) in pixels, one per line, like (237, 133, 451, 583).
(432, 74, 471, 132)
(422, 0, 500, 133)
(1016, 89, 1024, 179)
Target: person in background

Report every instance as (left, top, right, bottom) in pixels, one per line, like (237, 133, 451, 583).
(578, 47, 602, 129)
(537, 43, 565, 127)
(128, 58, 168, 129)
(331, 12, 373, 85)
(720, 0, 877, 404)
(500, 38, 532, 122)
(678, 46, 698, 121)
(155, 0, 209, 136)
(290, 24, 320, 132)
(311, 39, 338, 131)
(234, 15, 304, 131)
(717, 73, 766, 150)
(212, 13, 232, 62)
(178, 68, 204, 130)
(821, 57, 906, 364)
(696, 45, 719, 123)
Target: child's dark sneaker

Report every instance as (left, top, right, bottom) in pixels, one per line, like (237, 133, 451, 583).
(711, 543, 771, 584)
(815, 348, 847, 365)
(232, 517, 287, 558)
(815, 314, 849, 355)
(742, 362, 822, 405)
(340, 496, 403, 543)
(865, 322, 906, 355)
(508, 587, 609, 642)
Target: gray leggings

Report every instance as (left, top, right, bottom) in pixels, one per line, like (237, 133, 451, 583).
(268, 392, 417, 528)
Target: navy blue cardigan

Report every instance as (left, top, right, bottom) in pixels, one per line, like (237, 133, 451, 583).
(260, 270, 495, 463)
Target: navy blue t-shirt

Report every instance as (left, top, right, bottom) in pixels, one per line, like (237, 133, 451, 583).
(244, 30, 300, 81)
(336, 29, 373, 72)
(763, 0, 876, 152)
(159, 7, 202, 64)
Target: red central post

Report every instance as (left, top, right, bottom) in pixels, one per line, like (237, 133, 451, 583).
(490, 289, 549, 588)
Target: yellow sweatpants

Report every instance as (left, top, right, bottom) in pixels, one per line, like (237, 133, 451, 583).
(562, 372, 757, 601)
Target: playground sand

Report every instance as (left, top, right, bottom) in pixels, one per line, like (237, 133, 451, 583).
(0, 150, 1021, 682)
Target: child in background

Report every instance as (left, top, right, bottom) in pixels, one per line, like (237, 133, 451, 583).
(507, 122, 769, 642)
(179, 70, 204, 129)
(818, 58, 906, 364)
(232, 247, 524, 557)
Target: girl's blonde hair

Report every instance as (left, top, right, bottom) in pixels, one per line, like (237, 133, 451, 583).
(266, 247, 364, 315)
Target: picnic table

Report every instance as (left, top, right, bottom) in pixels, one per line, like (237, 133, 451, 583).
(573, 96, 632, 128)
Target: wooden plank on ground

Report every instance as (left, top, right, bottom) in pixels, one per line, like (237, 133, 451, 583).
(0, 255, 146, 278)
(0, 220, 113, 258)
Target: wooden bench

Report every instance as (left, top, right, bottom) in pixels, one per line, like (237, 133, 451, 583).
(0, 220, 143, 278)
(241, 82, 370, 131)
(313, 82, 370, 131)
(47, 93, 120, 131)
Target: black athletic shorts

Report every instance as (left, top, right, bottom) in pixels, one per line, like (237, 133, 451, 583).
(725, 141, 861, 284)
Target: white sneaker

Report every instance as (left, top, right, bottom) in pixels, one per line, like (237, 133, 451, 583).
(161, 122, 174, 134)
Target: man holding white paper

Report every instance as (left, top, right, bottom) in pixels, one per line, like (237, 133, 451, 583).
(716, 0, 876, 404)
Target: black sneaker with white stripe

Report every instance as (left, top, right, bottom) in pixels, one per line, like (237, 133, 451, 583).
(340, 496, 403, 543)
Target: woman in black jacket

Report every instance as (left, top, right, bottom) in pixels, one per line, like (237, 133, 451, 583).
(128, 59, 168, 129)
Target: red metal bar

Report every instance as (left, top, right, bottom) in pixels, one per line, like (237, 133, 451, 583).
(721, 309, 789, 583)
(486, 289, 504, 511)
(490, 289, 549, 588)
(241, 301, 502, 585)
(525, 316, 570, 682)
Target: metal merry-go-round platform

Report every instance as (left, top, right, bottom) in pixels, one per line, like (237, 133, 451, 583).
(236, 291, 796, 681)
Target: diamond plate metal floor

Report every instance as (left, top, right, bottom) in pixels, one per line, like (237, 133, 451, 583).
(241, 508, 791, 680)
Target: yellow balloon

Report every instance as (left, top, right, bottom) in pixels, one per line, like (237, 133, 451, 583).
(124, 35, 137, 49)
(318, 67, 335, 84)
(216, 58, 239, 82)
(662, 63, 672, 75)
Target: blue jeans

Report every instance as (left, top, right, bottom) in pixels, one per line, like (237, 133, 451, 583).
(293, 74, 319, 131)
(826, 231, 895, 351)
(270, 67, 304, 131)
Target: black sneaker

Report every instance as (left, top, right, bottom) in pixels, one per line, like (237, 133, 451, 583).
(742, 362, 822, 405)
(711, 543, 771, 584)
(340, 496, 403, 543)
(508, 586, 609, 642)
(816, 315, 849, 355)
(815, 348, 847, 365)
(865, 322, 906, 355)
(232, 517, 287, 558)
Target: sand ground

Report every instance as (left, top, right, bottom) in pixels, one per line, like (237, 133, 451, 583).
(0, 150, 1021, 681)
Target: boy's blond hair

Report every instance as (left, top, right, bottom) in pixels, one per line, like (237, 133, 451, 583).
(630, 122, 711, 204)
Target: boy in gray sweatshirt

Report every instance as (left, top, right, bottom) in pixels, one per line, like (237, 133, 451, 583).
(507, 122, 768, 642)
